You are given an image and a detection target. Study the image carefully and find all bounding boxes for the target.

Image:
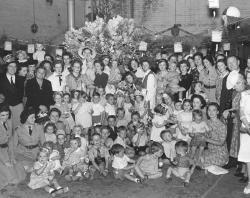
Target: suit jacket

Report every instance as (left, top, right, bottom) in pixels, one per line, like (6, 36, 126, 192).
(0, 74, 24, 106)
(219, 74, 233, 115)
(25, 78, 53, 110)
(108, 126, 118, 141)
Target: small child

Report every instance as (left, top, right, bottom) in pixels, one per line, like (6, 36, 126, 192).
(107, 115, 118, 141)
(97, 87, 107, 107)
(151, 104, 168, 143)
(92, 92, 105, 126)
(74, 92, 93, 131)
(189, 109, 210, 161)
(172, 100, 183, 122)
(176, 99, 192, 143)
(132, 122, 148, 156)
(88, 133, 110, 179)
(161, 130, 176, 162)
(166, 141, 195, 186)
(127, 111, 142, 141)
(190, 81, 208, 102)
(123, 93, 133, 122)
(72, 125, 88, 156)
(54, 130, 67, 164)
(135, 142, 164, 180)
(110, 144, 140, 183)
(114, 126, 129, 148)
(43, 141, 62, 173)
(100, 126, 114, 150)
(28, 149, 69, 197)
(36, 105, 49, 125)
(63, 137, 89, 181)
(44, 122, 57, 143)
(116, 108, 128, 127)
(105, 93, 116, 117)
(116, 89, 125, 108)
(134, 90, 148, 124)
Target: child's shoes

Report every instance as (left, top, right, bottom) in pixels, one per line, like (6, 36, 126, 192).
(165, 177, 172, 183)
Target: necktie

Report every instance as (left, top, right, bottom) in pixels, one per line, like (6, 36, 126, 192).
(10, 76, 14, 86)
(28, 126, 32, 136)
(58, 75, 62, 86)
(3, 122, 7, 131)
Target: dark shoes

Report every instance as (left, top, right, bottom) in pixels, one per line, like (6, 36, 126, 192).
(239, 176, 248, 183)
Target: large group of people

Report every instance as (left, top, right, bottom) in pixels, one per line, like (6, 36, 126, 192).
(0, 47, 250, 196)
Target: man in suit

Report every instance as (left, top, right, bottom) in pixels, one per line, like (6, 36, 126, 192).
(26, 67, 53, 112)
(0, 61, 25, 128)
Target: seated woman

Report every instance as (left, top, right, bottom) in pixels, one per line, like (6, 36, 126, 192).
(201, 103, 228, 168)
(0, 105, 24, 190)
(13, 108, 45, 176)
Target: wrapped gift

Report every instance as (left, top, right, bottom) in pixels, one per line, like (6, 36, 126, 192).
(27, 44, 35, 54)
(211, 30, 222, 42)
(139, 41, 147, 51)
(4, 41, 12, 51)
(174, 42, 183, 53)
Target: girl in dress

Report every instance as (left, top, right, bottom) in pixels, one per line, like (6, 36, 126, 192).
(28, 149, 69, 197)
(135, 142, 164, 180)
(123, 93, 133, 122)
(150, 104, 168, 142)
(73, 92, 92, 131)
(44, 122, 57, 143)
(176, 99, 193, 144)
(166, 140, 195, 187)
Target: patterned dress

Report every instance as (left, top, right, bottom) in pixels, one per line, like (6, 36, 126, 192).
(229, 92, 241, 158)
(204, 119, 229, 167)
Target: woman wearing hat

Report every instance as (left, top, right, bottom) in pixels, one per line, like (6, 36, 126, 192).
(13, 108, 45, 177)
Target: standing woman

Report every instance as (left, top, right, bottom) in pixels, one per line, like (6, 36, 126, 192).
(238, 78, 250, 194)
(199, 55, 218, 102)
(13, 108, 45, 176)
(65, 59, 88, 93)
(0, 105, 23, 190)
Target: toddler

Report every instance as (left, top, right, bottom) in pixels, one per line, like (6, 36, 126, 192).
(110, 144, 140, 183)
(176, 99, 192, 143)
(28, 150, 69, 196)
(166, 141, 195, 186)
(116, 108, 128, 127)
(123, 93, 133, 122)
(73, 92, 92, 130)
(88, 133, 110, 179)
(63, 137, 89, 181)
(44, 122, 57, 143)
(92, 92, 105, 126)
(100, 126, 114, 150)
(127, 111, 142, 141)
(135, 142, 164, 180)
(190, 81, 208, 102)
(132, 122, 148, 156)
(189, 109, 211, 161)
(161, 130, 176, 162)
(54, 130, 67, 164)
(105, 93, 116, 117)
(134, 90, 148, 124)
(151, 104, 168, 142)
(72, 125, 88, 156)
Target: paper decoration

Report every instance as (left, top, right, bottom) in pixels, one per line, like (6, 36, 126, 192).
(208, 0, 219, 9)
(4, 41, 12, 51)
(223, 43, 230, 51)
(174, 42, 183, 53)
(211, 30, 222, 42)
(139, 41, 147, 51)
(56, 49, 63, 56)
(27, 44, 35, 54)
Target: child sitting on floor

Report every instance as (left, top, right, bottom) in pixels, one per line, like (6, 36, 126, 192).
(165, 141, 195, 187)
(110, 144, 140, 183)
(135, 142, 164, 180)
(88, 133, 110, 179)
